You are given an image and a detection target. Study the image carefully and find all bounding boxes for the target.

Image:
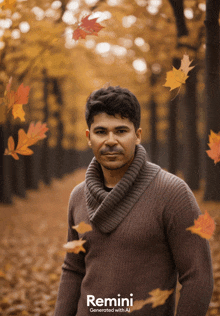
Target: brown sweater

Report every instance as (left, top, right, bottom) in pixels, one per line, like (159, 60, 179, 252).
(54, 144, 213, 316)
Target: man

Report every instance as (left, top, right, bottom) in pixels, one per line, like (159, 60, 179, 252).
(54, 86, 213, 316)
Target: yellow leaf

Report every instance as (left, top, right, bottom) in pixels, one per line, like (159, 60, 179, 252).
(128, 288, 174, 313)
(208, 130, 220, 146)
(72, 221, 93, 234)
(149, 288, 174, 308)
(63, 238, 86, 254)
(8, 136, 15, 152)
(12, 104, 25, 121)
(163, 67, 188, 91)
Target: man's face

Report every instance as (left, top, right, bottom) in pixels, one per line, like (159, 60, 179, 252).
(86, 112, 142, 171)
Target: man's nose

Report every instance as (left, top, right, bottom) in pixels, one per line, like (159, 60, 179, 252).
(105, 132, 118, 146)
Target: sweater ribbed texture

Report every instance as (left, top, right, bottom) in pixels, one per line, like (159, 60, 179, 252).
(85, 145, 160, 233)
(54, 147, 214, 316)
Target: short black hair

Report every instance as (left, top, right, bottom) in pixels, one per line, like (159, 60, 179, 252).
(85, 85, 141, 130)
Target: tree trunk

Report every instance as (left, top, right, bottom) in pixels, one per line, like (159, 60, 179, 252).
(183, 64, 200, 190)
(41, 68, 51, 185)
(168, 58, 180, 174)
(52, 78, 64, 179)
(168, 0, 188, 37)
(204, 0, 220, 200)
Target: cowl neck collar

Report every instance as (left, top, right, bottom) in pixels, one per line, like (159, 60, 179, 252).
(85, 144, 160, 233)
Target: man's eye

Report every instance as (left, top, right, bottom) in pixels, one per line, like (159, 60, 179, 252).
(96, 131, 105, 134)
(117, 130, 127, 134)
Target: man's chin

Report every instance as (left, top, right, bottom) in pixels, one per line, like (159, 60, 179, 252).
(101, 162, 127, 171)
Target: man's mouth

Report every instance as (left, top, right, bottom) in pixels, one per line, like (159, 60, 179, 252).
(103, 152, 120, 155)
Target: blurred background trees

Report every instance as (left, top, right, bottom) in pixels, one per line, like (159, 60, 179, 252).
(0, 0, 219, 203)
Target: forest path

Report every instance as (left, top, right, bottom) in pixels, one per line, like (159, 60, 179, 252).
(0, 169, 220, 316)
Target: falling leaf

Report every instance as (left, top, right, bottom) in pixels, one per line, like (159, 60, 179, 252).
(73, 14, 104, 40)
(63, 238, 86, 254)
(4, 78, 30, 122)
(186, 210, 216, 240)
(0, 0, 16, 11)
(72, 221, 93, 234)
(164, 67, 188, 91)
(180, 54, 195, 75)
(206, 140, 220, 164)
(12, 104, 25, 121)
(128, 288, 174, 313)
(208, 130, 220, 145)
(164, 54, 194, 91)
(4, 121, 49, 160)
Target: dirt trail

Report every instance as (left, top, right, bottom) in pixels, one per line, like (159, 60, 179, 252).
(0, 169, 219, 316)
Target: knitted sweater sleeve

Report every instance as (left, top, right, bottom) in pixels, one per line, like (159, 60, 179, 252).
(54, 186, 86, 316)
(163, 175, 214, 316)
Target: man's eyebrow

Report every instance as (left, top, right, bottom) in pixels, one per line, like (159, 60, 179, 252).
(93, 125, 130, 131)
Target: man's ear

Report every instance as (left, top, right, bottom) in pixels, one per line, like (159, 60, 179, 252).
(135, 128, 142, 145)
(86, 129, 91, 147)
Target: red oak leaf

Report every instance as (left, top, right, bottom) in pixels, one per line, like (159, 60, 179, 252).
(4, 121, 49, 160)
(14, 83, 30, 105)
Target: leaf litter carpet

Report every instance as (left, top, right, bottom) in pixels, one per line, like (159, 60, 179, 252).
(0, 169, 220, 316)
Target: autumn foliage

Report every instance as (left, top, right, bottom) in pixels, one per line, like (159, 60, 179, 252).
(3, 77, 49, 160)
(206, 130, 220, 164)
(128, 288, 174, 312)
(186, 210, 216, 240)
(4, 121, 49, 160)
(164, 54, 195, 91)
(73, 15, 104, 40)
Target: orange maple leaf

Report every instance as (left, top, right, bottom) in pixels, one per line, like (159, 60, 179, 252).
(206, 140, 220, 164)
(186, 210, 216, 240)
(4, 121, 49, 160)
(128, 288, 174, 313)
(73, 14, 104, 40)
(208, 130, 220, 145)
(72, 221, 93, 234)
(164, 54, 194, 91)
(63, 238, 86, 254)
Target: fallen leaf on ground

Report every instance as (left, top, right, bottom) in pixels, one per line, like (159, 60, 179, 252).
(128, 288, 174, 313)
(186, 210, 216, 240)
(72, 221, 93, 234)
(63, 238, 86, 254)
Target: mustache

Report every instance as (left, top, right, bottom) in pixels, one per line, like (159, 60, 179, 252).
(100, 147, 123, 155)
